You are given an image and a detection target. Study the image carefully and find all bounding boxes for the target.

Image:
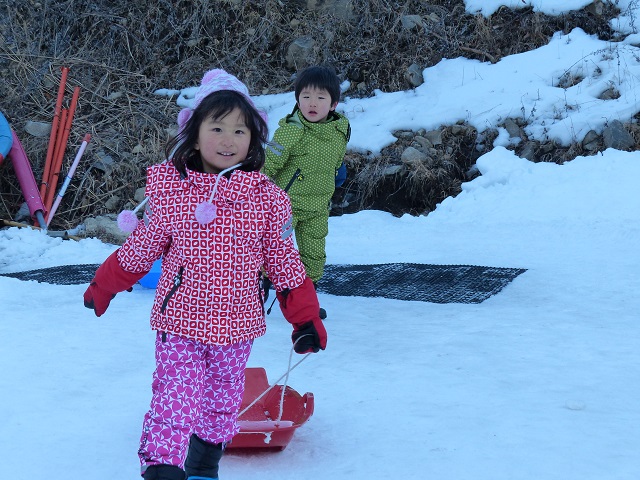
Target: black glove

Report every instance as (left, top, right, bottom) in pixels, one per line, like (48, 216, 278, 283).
(292, 320, 327, 354)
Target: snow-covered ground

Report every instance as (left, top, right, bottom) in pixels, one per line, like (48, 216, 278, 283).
(2, 1, 640, 479)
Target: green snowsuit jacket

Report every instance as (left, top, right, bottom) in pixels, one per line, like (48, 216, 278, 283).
(263, 107, 350, 212)
(263, 106, 350, 281)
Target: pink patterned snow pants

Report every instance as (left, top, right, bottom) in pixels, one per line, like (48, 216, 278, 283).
(138, 332, 252, 471)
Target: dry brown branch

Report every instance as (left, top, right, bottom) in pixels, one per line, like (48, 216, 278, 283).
(459, 46, 497, 63)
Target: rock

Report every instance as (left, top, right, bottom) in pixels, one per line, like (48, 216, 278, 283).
(585, 0, 604, 16)
(450, 124, 469, 136)
(401, 146, 428, 165)
(424, 129, 443, 146)
(405, 63, 424, 87)
(504, 118, 523, 140)
(394, 130, 414, 139)
(383, 164, 403, 176)
(306, 0, 353, 20)
(582, 130, 600, 151)
(603, 120, 635, 151)
(92, 150, 115, 174)
(134, 186, 146, 203)
(84, 215, 128, 244)
(401, 15, 423, 31)
(414, 136, 434, 151)
(104, 195, 121, 211)
(286, 36, 315, 70)
(24, 121, 51, 138)
(520, 141, 539, 161)
(426, 13, 441, 23)
(539, 141, 556, 154)
(13, 202, 31, 223)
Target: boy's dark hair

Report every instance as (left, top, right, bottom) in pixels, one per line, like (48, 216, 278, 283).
(166, 90, 268, 176)
(294, 66, 341, 105)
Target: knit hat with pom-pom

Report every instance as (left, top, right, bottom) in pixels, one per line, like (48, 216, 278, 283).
(177, 69, 266, 129)
(118, 70, 264, 234)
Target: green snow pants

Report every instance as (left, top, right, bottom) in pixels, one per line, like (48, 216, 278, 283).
(292, 207, 329, 282)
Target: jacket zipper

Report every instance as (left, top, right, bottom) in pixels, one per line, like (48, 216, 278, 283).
(284, 168, 301, 192)
(161, 266, 184, 313)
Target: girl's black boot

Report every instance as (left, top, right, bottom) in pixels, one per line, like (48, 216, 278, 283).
(184, 434, 225, 480)
(142, 464, 185, 480)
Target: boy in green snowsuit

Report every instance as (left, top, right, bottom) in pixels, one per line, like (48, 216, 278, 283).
(263, 66, 350, 316)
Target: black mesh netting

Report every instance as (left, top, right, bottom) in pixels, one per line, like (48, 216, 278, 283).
(0, 263, 526, 304)
(0, 264, 101, 286)
(317, 263, 526, 303)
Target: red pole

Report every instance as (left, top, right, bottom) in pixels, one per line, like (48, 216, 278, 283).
(44, 108, 68, 213)
(45, 86, 81, 213)
(40, 66, 69, 201)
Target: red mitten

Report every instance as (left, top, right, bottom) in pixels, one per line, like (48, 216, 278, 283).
(277, 276, 327, 353)
(84, 251, 147, 317)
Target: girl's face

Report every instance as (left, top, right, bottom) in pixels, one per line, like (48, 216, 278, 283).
(297, 86, 337, 123)
(195, 107, 252, 174)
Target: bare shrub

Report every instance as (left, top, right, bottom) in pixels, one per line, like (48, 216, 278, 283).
(0, 0, 623, 227)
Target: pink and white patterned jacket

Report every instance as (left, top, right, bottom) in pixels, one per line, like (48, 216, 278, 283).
(117, 161, 307, 345)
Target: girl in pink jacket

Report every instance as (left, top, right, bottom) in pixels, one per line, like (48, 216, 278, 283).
(84, 69, 327, 480)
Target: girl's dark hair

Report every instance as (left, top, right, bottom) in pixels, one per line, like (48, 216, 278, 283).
(166, 90, 268, 176)
(294, 66, 341, 105)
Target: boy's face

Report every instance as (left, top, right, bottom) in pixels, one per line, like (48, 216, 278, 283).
(297, 86, 338, 123)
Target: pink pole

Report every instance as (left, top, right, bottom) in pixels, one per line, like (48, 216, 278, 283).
(9, 131, 47, 222)
(46, 133, 91, 227)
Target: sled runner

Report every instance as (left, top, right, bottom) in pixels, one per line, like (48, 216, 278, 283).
(229, 367, 314, 450)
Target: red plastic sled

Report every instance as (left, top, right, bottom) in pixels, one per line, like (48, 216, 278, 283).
(228, 367, 314, 451)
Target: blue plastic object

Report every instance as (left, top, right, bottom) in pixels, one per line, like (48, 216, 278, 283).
(138, 258, 162, 288)
(0, 111, 13, 162)
(335, 162, 347, 187)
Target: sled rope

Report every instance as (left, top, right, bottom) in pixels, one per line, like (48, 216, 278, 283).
(238, 336, 312, 420)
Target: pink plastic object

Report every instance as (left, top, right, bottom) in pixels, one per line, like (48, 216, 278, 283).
(9, 131, 47, 220)
(228, 367, 314, 451)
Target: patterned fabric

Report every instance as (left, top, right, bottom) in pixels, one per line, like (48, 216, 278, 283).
(291, 208, 329, 282)
(138, 333, 252, 470)
(263, 108, 350, 213)
(117, 161, 307, 345)
(263, 107, 350, 281)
